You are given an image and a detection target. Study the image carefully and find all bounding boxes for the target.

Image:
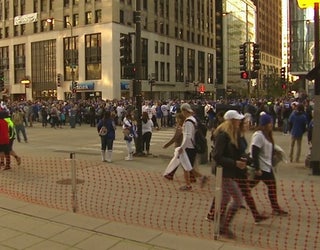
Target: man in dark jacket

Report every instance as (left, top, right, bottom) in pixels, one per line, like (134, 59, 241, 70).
(288, 103, 308, 163)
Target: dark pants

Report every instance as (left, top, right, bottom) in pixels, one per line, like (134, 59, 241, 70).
(142, 131, 152, 152)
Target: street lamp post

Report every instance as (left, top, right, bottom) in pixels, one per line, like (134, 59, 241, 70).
(46, 18, 75, 99)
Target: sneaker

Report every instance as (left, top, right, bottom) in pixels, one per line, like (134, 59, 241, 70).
(106, 159, 112, 163)
(272, 209, 288, 216)
(125, 156, 132, 161)
(219, 228, 236, 239)
(254, 215, 269, 224)
(164, 175, 173, 180)
(200, 176, 208, 188)
(205, 213, 215, 222)
(179, 185, 192, 191)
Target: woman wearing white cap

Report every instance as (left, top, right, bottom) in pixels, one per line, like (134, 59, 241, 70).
(209, 110, 248, 238)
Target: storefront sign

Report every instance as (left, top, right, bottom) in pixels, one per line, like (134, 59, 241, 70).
(70, 82, 95, 90)
(121, 82, 130, 90)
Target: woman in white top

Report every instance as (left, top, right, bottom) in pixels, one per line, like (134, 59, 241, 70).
(141, 112, 153, 155)
(250, 113, 288, 216)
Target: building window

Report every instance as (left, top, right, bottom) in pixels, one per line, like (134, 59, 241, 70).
(155, 61, 159, 81)
(143, 0, 148, 10)
(14, 0, 19, 17)
(187, 49, 195, 82)
(41, 0, 47, 12)
(4, 1, 9, 20)
(0, 46, 9, 71)
(160, 62, 165, 81)
(14, 44, 26, 84)
(166, 43, 170, 55)
(207, 53, 214, 84)
(120, 10, 124, 24)
(141, 38, 148, 80)
(64, 37, 79, 81)
(85, 11, 92, 24)
(166, 62, 170, 81)
(21, 24, 26, 35)
(73, 0, 79, 5)
(85, 33, 101, 80)
(198, 51, 205, 82)
(4, 27, 9, 38)
(31, 40, 57, 99)
(95, 9, 102, 23)
(34, 0, 38, 12)
(33, 22, 38, 33)
(155, 41, 158, 54)
(160, 42, 165, 55)
(14, 26, 19, 36)
(64, 16, 71, 28)
(73, 14, 79, 26)
(64, 0, 69, 7)
(175, 46, 184, 82)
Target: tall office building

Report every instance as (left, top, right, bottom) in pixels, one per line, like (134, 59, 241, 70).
(216, 0, 256, 98)
(0, 0, 215, 101)
(255, 0, 282, 96)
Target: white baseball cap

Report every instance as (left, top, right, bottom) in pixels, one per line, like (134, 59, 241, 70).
(223, 110, 244, 120)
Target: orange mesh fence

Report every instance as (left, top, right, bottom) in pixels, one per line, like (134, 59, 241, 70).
(0, 156, 319, 250)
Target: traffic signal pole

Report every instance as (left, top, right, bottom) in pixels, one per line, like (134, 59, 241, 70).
(133, 0, 143, 155)
(310, 2, 320, 175)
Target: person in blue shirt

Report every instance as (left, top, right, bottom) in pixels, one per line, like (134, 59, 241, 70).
(97, 111, 116, 162)
(288, 103, 308, 163)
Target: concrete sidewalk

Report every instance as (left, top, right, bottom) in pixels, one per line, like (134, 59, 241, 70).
(0, 194, 256, 250)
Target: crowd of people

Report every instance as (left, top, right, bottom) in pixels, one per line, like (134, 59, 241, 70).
(0, 95, 313, 239)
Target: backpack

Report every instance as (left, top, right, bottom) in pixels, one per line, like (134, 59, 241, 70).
(0, 119, 9, 145)
(98, 126, 108, 136)
(186, 118, 207, 154)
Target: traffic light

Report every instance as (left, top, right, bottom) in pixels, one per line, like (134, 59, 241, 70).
(198, 84, 205, 94)
(239, 43, 247, 71)
(253, 43, 261, 71)
(123, 63, 136, 79)
(240, 71, 249, 79)
(281, 67, 286, 83)
(282, 83, 287, 90)
(120, 33, 132, 65)
(56, 73, 62, 87)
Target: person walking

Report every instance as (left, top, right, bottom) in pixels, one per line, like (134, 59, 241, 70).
(288, 103, 308, 163)
(141, 112, 153, 155)
(250, 113, 288, 216)
(208, 110, 250, 238)
(11, 108, 28, 143)
(178, 103, 207, 191)
(2, 112, 21, 166)
(206, 113, 268, 225)
(163, 113, 185, 179)
(97, 111, 116, 163)
(0, 111, 11, 170)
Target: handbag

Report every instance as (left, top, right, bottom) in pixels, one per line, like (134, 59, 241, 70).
(98, 126, 108, 136)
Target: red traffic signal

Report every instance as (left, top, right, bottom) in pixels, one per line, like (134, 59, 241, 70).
(240, 71, 248, 79)
(198, 84, 205, 93)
